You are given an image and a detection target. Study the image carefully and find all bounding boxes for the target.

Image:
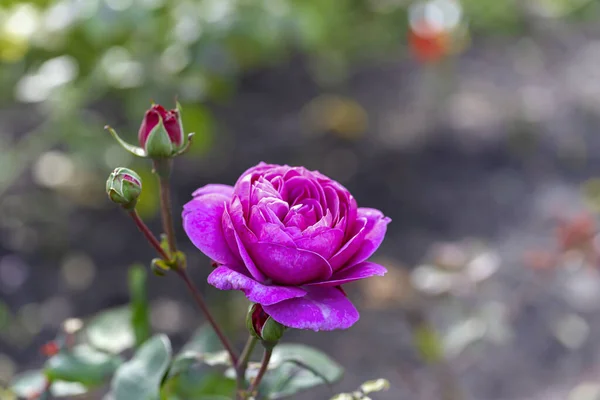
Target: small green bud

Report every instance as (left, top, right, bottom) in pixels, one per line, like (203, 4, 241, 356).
(261, 316, 286, 345)
(151, 258, 170, 276)
(106, 167, 142, 210)
(247, 303, 285, 349)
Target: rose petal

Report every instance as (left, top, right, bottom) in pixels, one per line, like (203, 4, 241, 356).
(345, 208, 391, 267)
(328, 217, 368, 271)
(234, 163, 274, 214)
(221, 207, 241, 262)
(295, 228, 344, 259)
(183, 193, 239, 265)
(233, 229, 267, 282)
(229, 196, 259, 244)
(208, 265, 305, 305)
(193, 184, 234, 198)
(263, 286, 359, 331)
(307, 261, 387, 286)
(249, 242, 332, 285)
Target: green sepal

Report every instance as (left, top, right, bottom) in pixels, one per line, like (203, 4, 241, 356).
(246, 304, 285, 349)
(175, 101, 186, 150)
(151, 258, 170, 276)
(261, 318, 286, 349)
(144, 116, 173, 159)
(105, 126, 146, 157)
(246, 304, 260, 340)
(175, 132, 196, 156)
(172, 251, 187, 270)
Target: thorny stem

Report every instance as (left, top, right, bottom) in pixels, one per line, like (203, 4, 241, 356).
(247, 348, 273, 398)
(236, 335, 259, 392)
(174, 268, 239, 366)
(128, 210, 170, 261)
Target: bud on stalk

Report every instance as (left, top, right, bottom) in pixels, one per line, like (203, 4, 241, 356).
(105, 102, 194, 160)
(106, 167, 142, 210)
(246, 303, 285, 349)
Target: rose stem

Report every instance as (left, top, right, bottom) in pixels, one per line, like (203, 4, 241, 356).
(174, 268, 238, 365)
(128, 210, 170, 261)
(247, 348, 273, 397)
(236, 335, 259, 390)
(153, 160, 239, 369)
(156, 164, 178, 256)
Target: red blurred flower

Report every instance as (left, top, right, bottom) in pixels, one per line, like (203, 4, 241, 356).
(40, 341, 60, 356)
(556, 213, 596, 252)
(409, 21, 449, 64)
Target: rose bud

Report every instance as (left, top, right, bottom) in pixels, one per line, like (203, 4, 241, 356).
(246, 303, 285, 348)
(105, 102, 193, 159)
(183, 163, 390, 331)
(138, 104, 185, 159)
(106, 167, 142, 210)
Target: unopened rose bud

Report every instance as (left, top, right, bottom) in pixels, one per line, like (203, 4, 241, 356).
(106, 167, 142, 210)
(138, 103, 185, 159)
(105, 102, 193, 159)
(246, 303, 285, 349)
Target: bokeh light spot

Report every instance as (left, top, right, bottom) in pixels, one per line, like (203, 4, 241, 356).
(33, 151, 75, 188)
(61, 252, 96, 291)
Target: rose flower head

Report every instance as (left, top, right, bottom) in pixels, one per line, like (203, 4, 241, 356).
(105, 102, 192, 159)
(183, 163, 390, 331)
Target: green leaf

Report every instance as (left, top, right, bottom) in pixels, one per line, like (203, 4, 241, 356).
(44, 345, 122, 386)
(129, 264, 151, 347)
(256, 344, 344, 399)
(84, 306, 135, 354)
(111, 334, 172, 400)
(162, 325, 235, 400)
(161, 368, 235, 400)
(167, 324, 228, 380)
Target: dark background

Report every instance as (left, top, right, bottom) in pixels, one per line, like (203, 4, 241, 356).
(3, 0, 600, 398)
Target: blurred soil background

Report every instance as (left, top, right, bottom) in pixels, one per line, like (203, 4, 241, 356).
(3, 0, 600, 399)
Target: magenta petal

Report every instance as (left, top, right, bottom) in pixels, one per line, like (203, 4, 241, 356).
(193, 184, 234, 198)
(307, 262, 387, 287)
(182, 193, 239, 265)
(328, 218, 368, 271)
(345, 208, 391, 267)
(233, 230, 267, 282)
(249, 243, 332, 285)
(263, 286, 359, 331)
(295, 228, 344, 259)
(229, 197, 258, 244)
(208, 265, 305, 305)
